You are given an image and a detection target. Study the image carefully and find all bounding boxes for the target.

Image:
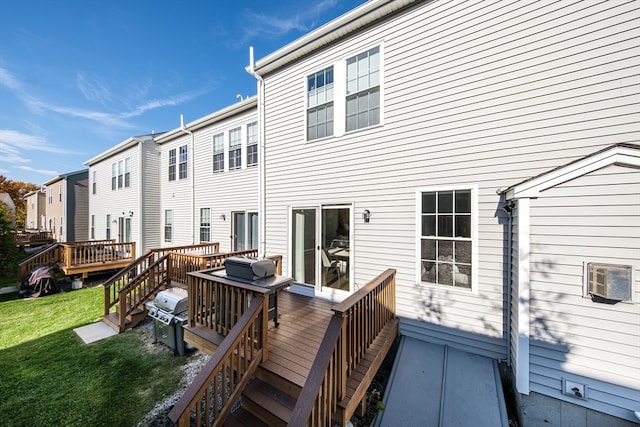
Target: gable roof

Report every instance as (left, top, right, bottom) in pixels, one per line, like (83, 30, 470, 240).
(0, 192, 15, 209)
(84, 133, 161, 166)
(504, 143, 640, 199)
(43, 169, 89, 186)
(251, 0, 419, 76)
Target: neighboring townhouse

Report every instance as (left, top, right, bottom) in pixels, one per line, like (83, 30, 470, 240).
(248, 0, 639, 425)
(24, 189, 46, 230)
(84, 134, 162, 254)
(0, 192, 16, 227)
(43, 170, 88, 242)
(154, 97, 259, 253)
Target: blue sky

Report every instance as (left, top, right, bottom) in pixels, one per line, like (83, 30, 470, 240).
(0, 0, 365, 185)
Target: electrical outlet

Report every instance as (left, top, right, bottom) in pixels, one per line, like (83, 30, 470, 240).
(562, 378, 588, 400)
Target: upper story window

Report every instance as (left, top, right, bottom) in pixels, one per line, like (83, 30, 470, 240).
(179, 145, 188, 179)
(117, 160, 124, 189)
(92, 171, 97, 194)
(168, 148, 176, 181)
(112, 163, 117, 190)
(59, 183, 63, 202)
(213, 133, 224, 173)
(346, 46, 380, 132)
(307, 66, 334, 141)
(419, 188, 474, 290)
(48, 188, 52, 204)
(229, 127, 242, 170)
(247, 122, 258, 166)
(124, 158, 131, 188)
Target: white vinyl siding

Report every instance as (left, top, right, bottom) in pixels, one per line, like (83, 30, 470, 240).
(526, 164, 640, 420)
(260, 0, 640, 370)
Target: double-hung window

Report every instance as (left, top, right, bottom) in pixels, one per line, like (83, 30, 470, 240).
(92, 171, 97, 194)
(124, 157, 131, 188)
(420, 188, 474, 289)
(247, 122, 258, 166)
(106, 214, 111, 240)
(91, 215, 95, 240)
(168, 149, 176, 181)
(111, 163, 117, 190)
(117, 160, 124, 189)
(200, 208, 211, 242)
(179, 145, 188, 179)
(164, 210, 173, 242)
(229, 127, 242, 170)
(213, 133, 224, 172)
(307, 66, 334, 141)
(346, 46, 380, 132)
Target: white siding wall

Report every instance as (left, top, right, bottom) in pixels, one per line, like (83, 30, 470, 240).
(159, 133, 194, 247)
(528, 164, 640, 421)
(261, 0, 640, 361)
(140, 140, 161, 252)
(192, 110, 259, 253)
(88, 144, 142, 248)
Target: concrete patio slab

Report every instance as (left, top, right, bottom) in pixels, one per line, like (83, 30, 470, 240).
(74, 321, 117, 344)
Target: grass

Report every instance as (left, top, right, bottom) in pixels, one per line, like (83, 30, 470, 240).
(0, 285, 191, 427)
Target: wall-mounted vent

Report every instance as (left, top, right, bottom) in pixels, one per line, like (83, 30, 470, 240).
(586, 263, 632, 301)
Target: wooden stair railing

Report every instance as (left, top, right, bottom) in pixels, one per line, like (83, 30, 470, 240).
(169, 294, 269, 427)
(17, 243, 63, 284)
(289, 268, 397, 427)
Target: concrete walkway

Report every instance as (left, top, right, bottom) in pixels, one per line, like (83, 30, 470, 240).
(74, 321, 117, 344)
(375, 336, 509, 427)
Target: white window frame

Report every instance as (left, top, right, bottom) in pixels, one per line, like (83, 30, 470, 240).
(228, 127, 242, 170)
(179, 144, 188, 179)
(346, 46, 381, 132)
(117, 160, 124, 189)
(92, 170, 97, 194)
(168, 149, 177, 181)
(111, 163, 117, 190)
(164, 210, 173, 242)
(124, 157, 131, 188)
(213, 133, 225, 173)
(91, 215, 95, 240)
(199, 208, 211, 243)
(416, 185, 478, 293)
(247, 121, 258, 166)
(306, 66, 334, 141)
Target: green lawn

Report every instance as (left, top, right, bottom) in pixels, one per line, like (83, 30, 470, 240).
(0, 286, 190, 427)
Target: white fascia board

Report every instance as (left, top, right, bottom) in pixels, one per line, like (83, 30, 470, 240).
(83, 137, 139, 166)
(252, 0, 418, 76)
(506, 145, 640, 200)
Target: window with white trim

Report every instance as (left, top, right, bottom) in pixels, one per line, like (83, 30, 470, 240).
(112, 163, 117, 190)
(247, 121, 258, 166)
(200, 208, 211, 242)
(106, 214, 111, 240)
(307, 66, 334, 141)
(124, 157, 131, 188)
(168, 149, 176, 181)
(229, 127, 242, 170)
(91, 215, 95, 240)
(117, 160, 123, 189)
(420, 189, 473, 289)
(92, 170, 97, 194)
(213, 133, 224, 172)
(179, 145, 188, 179)
(164, 210, 172, 242)
(346, 46, 380, 132)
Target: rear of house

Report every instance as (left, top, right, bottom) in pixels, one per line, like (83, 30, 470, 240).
(43, 170, 88, 242)
(250, 0, 639, 424)
(24, 189, 46, 230)
(155, 97, 259, 253)
(84, 134, 161, 254)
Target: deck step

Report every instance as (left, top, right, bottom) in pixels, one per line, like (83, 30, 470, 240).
(223, 407, 270, 427)
(240, 378, 296, 427)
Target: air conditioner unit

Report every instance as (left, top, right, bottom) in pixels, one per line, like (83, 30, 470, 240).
(587, 263, 632, 301)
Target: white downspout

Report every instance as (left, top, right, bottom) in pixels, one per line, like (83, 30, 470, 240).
(180, 114, 196, 245)
(247, 46, 266, 258)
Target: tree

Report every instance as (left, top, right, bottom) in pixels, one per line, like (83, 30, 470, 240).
(0, 201, 19, 277)
(0, 176, 40, 230)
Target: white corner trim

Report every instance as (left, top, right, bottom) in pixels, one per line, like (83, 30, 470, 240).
(516, 198, 530, 395)
(506, 145, 640, 199)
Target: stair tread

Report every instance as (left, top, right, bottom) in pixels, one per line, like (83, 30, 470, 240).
(242, 378, 296, 424)
(224, 407, 270, 427)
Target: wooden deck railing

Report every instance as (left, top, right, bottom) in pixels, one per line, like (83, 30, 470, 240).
(59, 241, 136, 268)
(17, 243, 63, 284)
(290, 268, 397, 427)
(103, 243, 220, 315)
(169, 294, 269, 427)
(14, 231, 54, 246)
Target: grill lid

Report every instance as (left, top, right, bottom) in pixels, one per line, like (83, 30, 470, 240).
(154, 287, 188, 313)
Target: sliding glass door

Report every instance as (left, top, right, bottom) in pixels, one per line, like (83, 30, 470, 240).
(291, 205, 351, 293)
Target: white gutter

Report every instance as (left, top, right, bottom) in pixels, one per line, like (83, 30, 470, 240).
(247, 46, 266, 258)
(180, 114, 196, 245)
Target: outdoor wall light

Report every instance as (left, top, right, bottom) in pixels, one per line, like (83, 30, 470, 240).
(362, 209, 371, 223)
(129, 211, 134, 217)
(220, 214, 226, 221)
